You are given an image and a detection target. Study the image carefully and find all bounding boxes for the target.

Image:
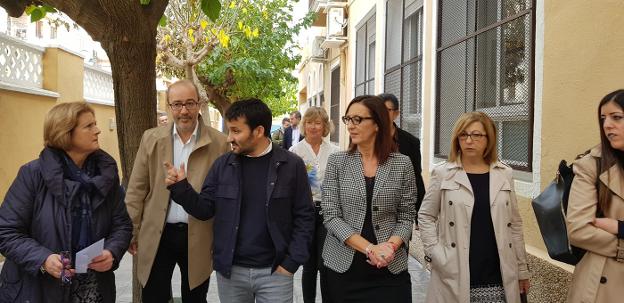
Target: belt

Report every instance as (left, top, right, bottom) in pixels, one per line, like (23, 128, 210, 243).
(166, 222, 188, 229)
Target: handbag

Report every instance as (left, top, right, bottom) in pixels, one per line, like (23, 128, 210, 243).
(531, 160, 586, 265)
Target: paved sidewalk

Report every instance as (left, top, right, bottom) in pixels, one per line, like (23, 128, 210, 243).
(115, 253, 430, 302)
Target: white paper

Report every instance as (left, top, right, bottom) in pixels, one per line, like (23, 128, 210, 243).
(75, 238, 105, 273)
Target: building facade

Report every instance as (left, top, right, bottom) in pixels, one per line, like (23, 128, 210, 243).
(297, 0, 624, 301)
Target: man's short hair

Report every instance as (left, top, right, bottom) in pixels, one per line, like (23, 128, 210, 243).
(378, 93, 399, 110)
(282, 117, 290, 124)
(290, 110, 302, 119)
(44, 102, 95, 150)
(166, 79, 200, 104)
(226, 98, 273, 137)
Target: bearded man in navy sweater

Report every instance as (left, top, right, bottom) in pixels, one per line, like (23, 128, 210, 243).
(164, 98, 315, 303)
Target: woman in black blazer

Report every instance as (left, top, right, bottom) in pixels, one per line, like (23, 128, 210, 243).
(321, 95, 417, 302)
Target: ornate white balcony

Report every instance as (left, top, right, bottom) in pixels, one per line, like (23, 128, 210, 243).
(83, 64, 114, 105)
(0, 33, 44, 89)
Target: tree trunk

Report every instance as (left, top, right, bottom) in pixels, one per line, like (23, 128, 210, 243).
(102, 39, 157, 185)
(101, 37, 158, 303)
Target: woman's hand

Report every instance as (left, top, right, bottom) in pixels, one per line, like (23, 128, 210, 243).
(164, 162, 186, 186)
(366, 244, 395, 268)
(89, 249, 115, 272)
(593, 218, 619, 235)
(519, 279, 530, 294)
(43, 254, 74, 279)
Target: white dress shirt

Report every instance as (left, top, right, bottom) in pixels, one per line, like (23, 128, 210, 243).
(291, 126, 301, 145)
(166, 123, 198, 224)
(289, 139, 340, 201)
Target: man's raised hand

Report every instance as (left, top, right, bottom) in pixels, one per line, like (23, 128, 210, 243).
(164, 162, 186, 186)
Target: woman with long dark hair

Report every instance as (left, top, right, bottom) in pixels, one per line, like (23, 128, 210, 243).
(567, 89, 624, 303)
(321, 95, 416, 302)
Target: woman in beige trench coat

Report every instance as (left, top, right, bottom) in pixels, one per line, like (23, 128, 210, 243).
(419, 112, 530, 303)
(567, 89, 624, 303)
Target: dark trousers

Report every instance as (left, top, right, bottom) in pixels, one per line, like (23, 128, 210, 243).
(302, 204, 330, 303)
(143, 223, 210, 303)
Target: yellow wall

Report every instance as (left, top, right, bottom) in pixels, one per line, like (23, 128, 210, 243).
(0, 47, 121, 198)
(42, 48, 84, 102)
(0, 92, 56, 198)
(90, 103, 122, 175)
(539, 0, 624, 190)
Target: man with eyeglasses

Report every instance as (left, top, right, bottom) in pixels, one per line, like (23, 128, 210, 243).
(378, 93, 426, 225)
(126, 79, 230, 302)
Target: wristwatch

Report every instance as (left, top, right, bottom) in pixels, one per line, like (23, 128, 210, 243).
(40, 265, 47, 275)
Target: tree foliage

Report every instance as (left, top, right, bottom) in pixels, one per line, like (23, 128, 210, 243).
(158, 0, 313, 116)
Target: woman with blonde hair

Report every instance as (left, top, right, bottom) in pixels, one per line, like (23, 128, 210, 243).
(419, 111, 530, 303)
(0, 102, 132, 303)
(566, 89, 624, 302)
(289, 106, 340, 302)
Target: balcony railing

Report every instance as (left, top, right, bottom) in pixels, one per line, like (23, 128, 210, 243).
(84, 64, 114, 105)
(0, 33, 44, 89)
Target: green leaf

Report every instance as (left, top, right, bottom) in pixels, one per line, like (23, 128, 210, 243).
(159, 15, 167, 27)
(41, 5, 57, 13)
(140, 0, 151, 5)
(200, 0, 222, 22)
(30, 8, 45, 22)
(24, 5, 36, 14)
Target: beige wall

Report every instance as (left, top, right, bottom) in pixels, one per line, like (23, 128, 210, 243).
(42, 48, 84, 102)
(0, 48, 121, 199)
(539, 0, 624, 190)
(0, 92, 55, 198)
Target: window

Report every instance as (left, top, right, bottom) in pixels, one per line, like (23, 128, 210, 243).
(355, 14, 376, 96)
(35, 21, 43, 38)
(435, 0, 534, 170)
(330, 66, 341, 143)
(384, 0, 424, 137)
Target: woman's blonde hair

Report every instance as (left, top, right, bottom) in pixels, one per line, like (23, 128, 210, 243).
(300, 106, 334, 137)
(448, 111, 498, 164)
(44, 102, 95, 150)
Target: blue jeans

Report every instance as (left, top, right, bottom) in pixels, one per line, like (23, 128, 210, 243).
(217, 265, 294, 303)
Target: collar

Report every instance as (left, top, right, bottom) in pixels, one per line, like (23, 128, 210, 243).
(246, 138, 273, 157)
(172, 122, 199, 144)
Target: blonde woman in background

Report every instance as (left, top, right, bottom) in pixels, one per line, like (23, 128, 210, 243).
(418, 112, 530, 303)
(289, 107, 340, 302)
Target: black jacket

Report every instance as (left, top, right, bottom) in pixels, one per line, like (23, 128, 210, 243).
(0, 148, 132, 303)
(282, 126, 304, 150)
(169, 143, 315, 278)
(395, 125, 426, 219)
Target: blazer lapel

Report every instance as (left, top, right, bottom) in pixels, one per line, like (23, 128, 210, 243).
(601, 164, 624, 201)
(158, 126, 174, 169)
(192, 121, 213, 153)
(372, 156, 391, 202)
(349, 152, 367, 204)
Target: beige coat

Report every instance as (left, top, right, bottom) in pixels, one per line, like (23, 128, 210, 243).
(418, 161, 530, 303)
(125, 121, 229, 289)
(566, 146, 624, 303)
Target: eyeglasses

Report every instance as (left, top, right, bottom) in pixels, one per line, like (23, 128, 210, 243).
(458, 132, 487, 141)
(169, 100, 200, 111)
(342, 115, 373, 125)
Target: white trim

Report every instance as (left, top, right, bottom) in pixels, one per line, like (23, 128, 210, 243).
(0, 32, 45, 52)
(84, 64, 112, 75)
(427, 0, 439, 173)
(45, 43, 86, 59)
(531, 0, 545, 198)
(0, 81, 59, 98)
(85, 97, 114, 106)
